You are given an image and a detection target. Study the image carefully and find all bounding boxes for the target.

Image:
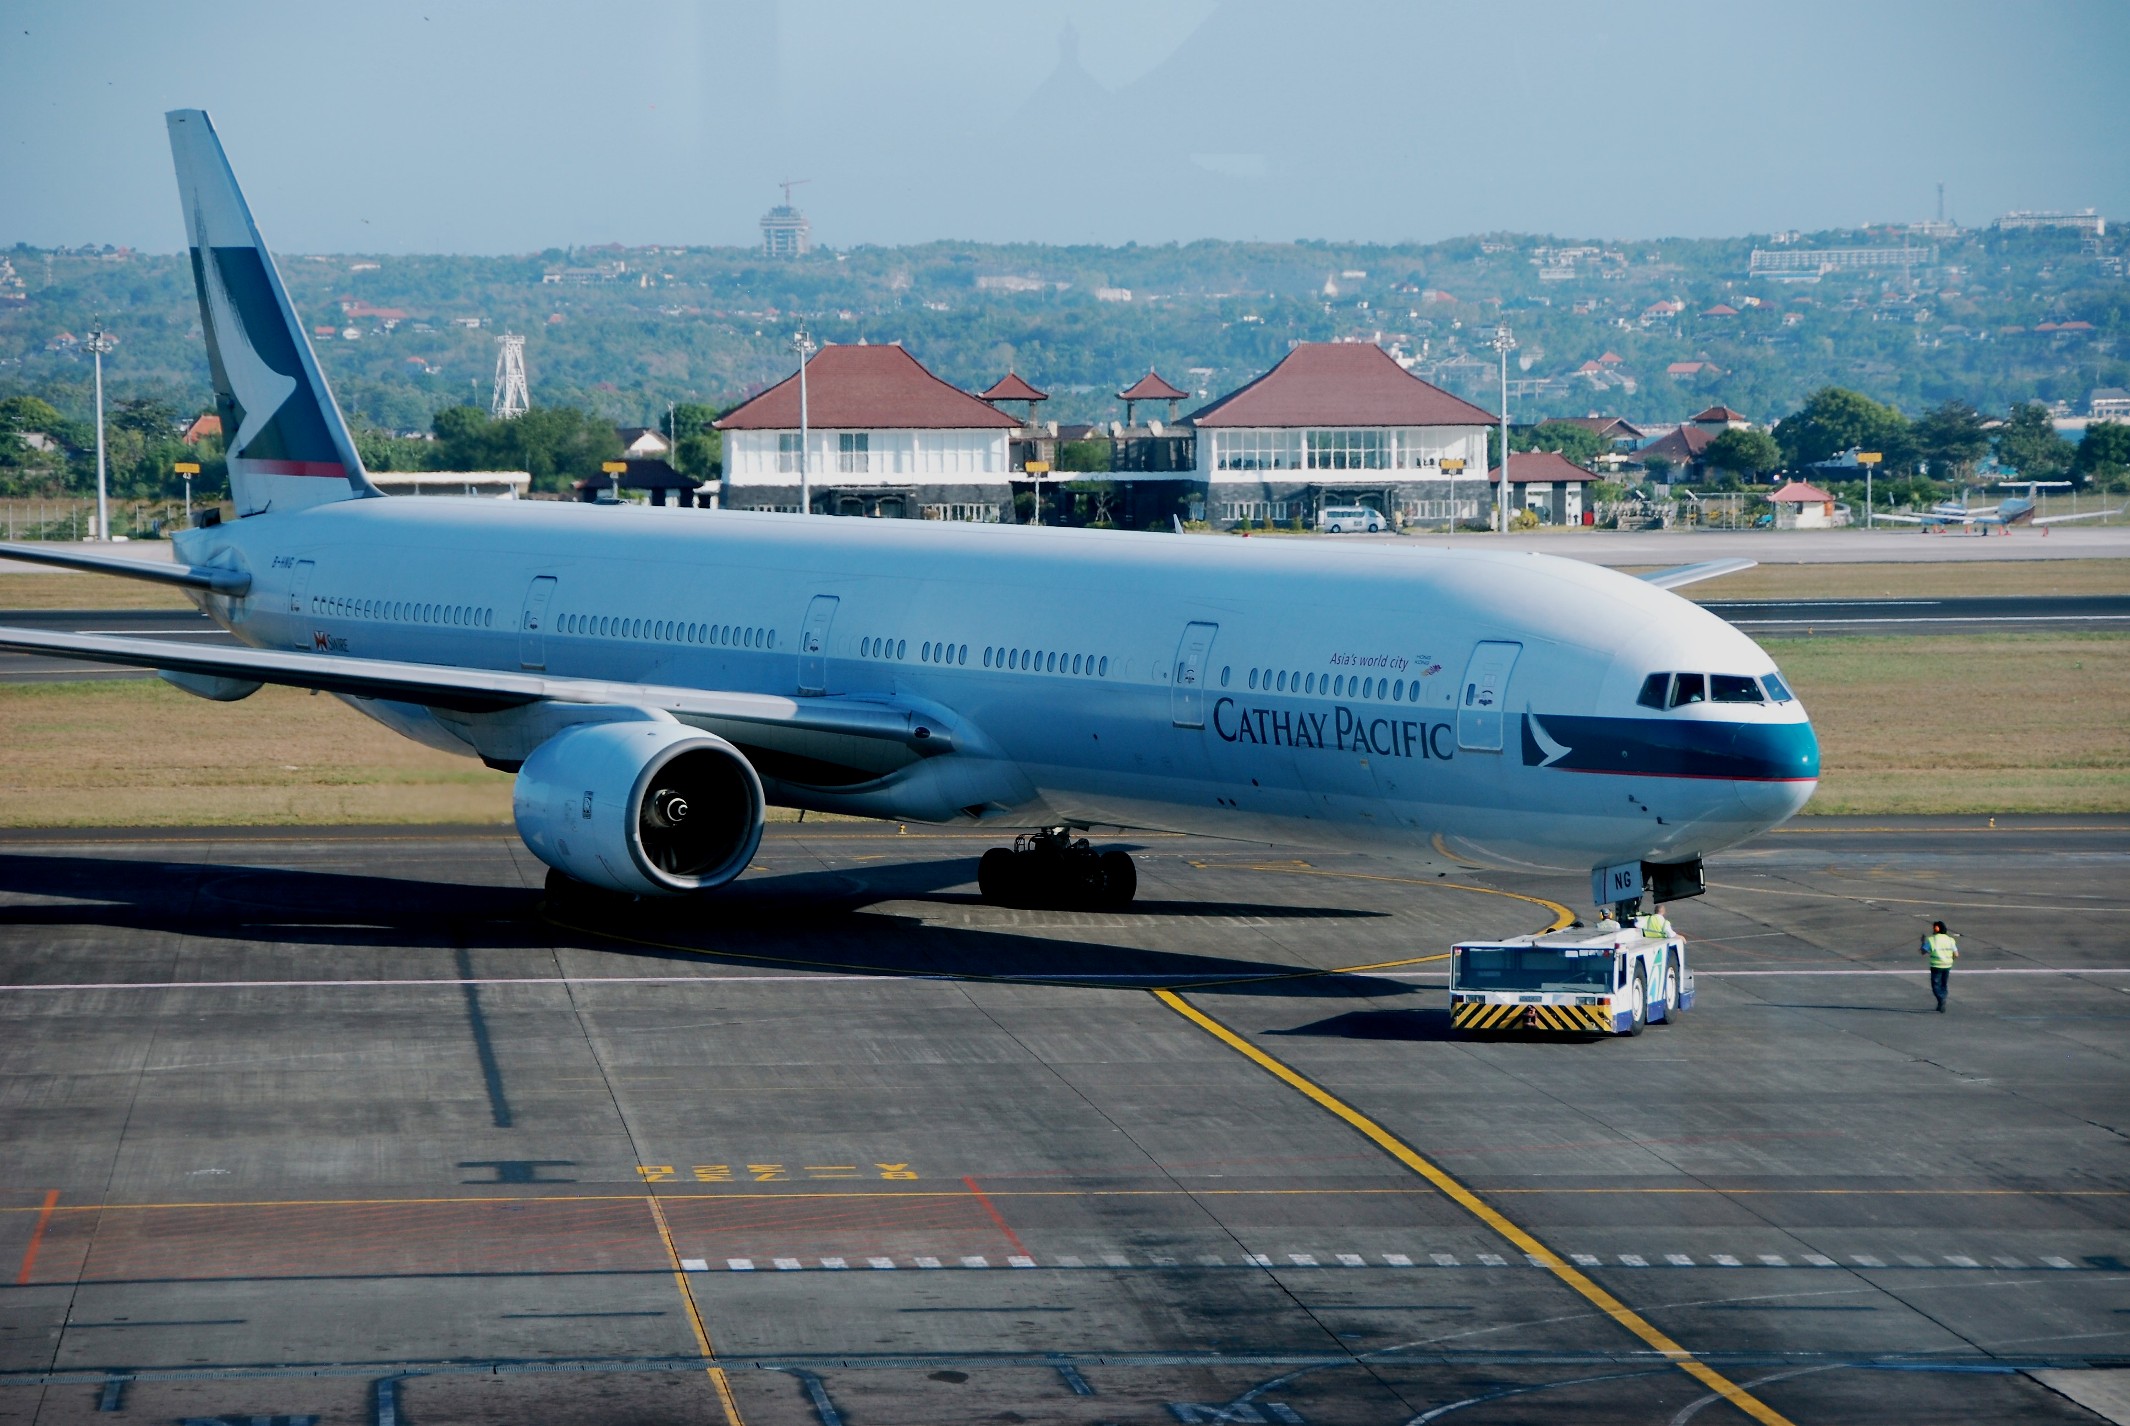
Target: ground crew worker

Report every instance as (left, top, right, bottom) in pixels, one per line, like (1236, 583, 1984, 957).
(1921, 920, 1959, 1012)
(1595, 908, 1622, 935)
(1640, 903, 1673, 940)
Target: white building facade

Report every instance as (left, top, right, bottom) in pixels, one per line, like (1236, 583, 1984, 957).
(1188, 344, 1496, 527)
(716, 344, 1020, 519)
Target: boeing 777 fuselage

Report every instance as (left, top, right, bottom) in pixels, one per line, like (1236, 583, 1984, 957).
(0, 111, 1819, 908)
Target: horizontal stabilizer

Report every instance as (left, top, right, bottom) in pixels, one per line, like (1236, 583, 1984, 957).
(1638, 558, 1755, 591)
(0, 625, 953, 751)
(0, 541, 251, 595)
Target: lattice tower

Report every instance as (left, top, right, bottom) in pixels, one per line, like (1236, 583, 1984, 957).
(492, 333, 529, 419)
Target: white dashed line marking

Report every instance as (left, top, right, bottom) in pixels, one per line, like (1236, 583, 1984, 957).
(727, 1258, 755, 1271)
(680, 1258, 708, 1272)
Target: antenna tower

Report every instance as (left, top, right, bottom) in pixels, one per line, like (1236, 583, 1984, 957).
(491, 333, 529, 419)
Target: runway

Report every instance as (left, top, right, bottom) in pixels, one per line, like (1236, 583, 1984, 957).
(2, 819, 2126, 1424)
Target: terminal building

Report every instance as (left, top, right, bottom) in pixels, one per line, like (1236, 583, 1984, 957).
(1185, 343, 1497, 527)
(714, 343, 1020, 520)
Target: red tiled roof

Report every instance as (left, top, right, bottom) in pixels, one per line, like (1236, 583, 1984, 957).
(980, 371, 1049, 402)
(1701, 304, 1739, 317)
(1186, 343, 1496, 428)
(1490, 450, 1598, 484)
(180, 413, 222, 443)
(1118, 370, 1189, 402)
(1598, 351, 1624, 364)
(715, 344, 1019, 430)
(1627, 425, 1715, 464)
(1691, 405, 1748, 422)
(1768, 480, 1835, 503)
(1666, 360, 1715, 376)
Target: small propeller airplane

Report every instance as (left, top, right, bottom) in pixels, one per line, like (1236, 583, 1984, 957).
(1878, 480, 2124, 534)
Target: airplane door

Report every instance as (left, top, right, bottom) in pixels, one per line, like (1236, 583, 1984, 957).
(797, 594, 839, 696)
(287, 559, 314, 615)
(518, 575, 557, 670)
(1456, 640, 1521, 752)
(1170, 621, 1218, 728)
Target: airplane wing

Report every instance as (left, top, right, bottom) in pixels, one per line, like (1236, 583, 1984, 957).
(2034, 507, 2126, 526)
(1874, 512, 1944, 525)
(1638, 558, 1755, 590)
(0, 626, 952, 752)
(0, 540, 252, 594)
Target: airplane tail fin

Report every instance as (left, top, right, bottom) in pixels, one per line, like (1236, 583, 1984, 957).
(167, 109, 379, 516)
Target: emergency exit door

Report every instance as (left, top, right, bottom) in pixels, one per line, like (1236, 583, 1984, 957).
(518, 575, 557, 670)
(287, 560, 314, 615)
(1456, 640, 1521, 752)
(797, 594, 839, 696)
(1170, 621, 1218, 728)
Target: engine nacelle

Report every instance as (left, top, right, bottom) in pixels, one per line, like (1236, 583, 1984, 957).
(513, 720, 765, 896)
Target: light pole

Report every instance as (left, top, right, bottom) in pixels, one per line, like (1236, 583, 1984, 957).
(1857, 450, 1881, 529)
(1490, 326, 1515, 533)
(86, 324, 116, 540)
(792, 328, 815, 515)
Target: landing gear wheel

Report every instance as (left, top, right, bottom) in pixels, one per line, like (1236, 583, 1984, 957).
(1098, 850, 1138, 909)
(978, 848, 1018, 904)
(976, 831, 1137, 911)
(1625, 967, 1647, 1037)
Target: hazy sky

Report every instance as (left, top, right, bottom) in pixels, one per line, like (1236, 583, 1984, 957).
(6, 0, 2125, 253)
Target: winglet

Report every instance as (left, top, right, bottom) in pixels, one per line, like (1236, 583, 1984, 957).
(1638, 558, 1755, 591)
(167, 109, 378, 514)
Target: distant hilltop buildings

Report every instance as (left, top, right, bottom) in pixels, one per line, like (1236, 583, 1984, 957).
(761, 179, 813, 259)
(1994, 209, 2105, 237)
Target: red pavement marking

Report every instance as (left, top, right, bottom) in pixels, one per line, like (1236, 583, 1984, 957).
(962, 1176, 1029, 1258)
(15, 1190, 58, 1285)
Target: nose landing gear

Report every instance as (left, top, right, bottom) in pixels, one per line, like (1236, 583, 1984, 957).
(977, 828, 1138, 910)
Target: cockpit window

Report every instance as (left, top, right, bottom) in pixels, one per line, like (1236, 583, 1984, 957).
(1667, 673, 1707, 708)
(1762, 673, 1793, 703)
(1711, 674, 1764, 704)
(1636, 673, 1669, 709)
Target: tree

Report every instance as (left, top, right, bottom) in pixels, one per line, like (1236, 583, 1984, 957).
(1704, 427, 1782, 479)
(1911, 400, 1989, 481)
(431, 404, 620, 493)
(1511, 420, 1609, 467)
(112, 397, 182, 437)
(662, 402, 723, 478)
(2074, 422, 2130, 486)
(1995, 402, 2073, 480)
(0, 395, 65, 435)
(1772, 387, 1912, 471)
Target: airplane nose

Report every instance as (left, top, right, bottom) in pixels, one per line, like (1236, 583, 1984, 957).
(1736, 719, 1819, 824)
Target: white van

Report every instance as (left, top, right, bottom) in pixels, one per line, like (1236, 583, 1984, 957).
(1318, 505, 1385, 534)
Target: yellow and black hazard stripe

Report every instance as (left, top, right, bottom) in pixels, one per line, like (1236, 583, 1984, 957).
(1452, 1000, 1614, 1033)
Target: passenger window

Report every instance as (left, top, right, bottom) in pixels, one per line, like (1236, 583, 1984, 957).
(1636, 673, 1669, 709)
(1669, 673, 1707, 708)
(1711, 674, 1764, 704)
(1276, 671, 1287, 692)
(1763, 673, 1793, 703)
(1248, 668, 1258, 689)
(1098, 656, 1108, 676)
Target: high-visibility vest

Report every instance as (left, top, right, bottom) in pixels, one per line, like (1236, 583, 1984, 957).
(1641, 913, 1671, 939)
(1924, 932, 1958, 968)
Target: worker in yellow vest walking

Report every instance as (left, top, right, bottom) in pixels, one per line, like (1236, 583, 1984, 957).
(1920, 920, 1959, 1012)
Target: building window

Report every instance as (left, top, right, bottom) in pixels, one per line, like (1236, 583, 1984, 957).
(778, 433, 801, 474)
(1215, 429, 1303, 471)
(1306, 429, 1388, 470)
(838, 432, 870, 473)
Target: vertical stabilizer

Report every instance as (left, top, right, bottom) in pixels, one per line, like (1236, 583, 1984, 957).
(167, 109, 379, 515)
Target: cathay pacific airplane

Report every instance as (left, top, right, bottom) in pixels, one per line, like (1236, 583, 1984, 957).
(0, 111, 1817, 912)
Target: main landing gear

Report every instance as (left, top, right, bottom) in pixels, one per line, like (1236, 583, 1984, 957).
(978, 829, 1138, 910)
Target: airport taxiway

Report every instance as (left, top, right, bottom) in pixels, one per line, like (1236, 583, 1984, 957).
(2, 818, 2126, 1425)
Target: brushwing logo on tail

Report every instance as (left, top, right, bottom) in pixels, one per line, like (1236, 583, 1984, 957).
(192, 219, 342, 478)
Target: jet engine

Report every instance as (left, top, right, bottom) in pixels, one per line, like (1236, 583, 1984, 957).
(513, 720, 765, 896)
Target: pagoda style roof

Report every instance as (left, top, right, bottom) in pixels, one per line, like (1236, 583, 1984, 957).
(980, 371, 1049, 402)
(716, 344, 1018, 431)
(1187, 343, 1496, 428)
(1118, 370, 1189, 402)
